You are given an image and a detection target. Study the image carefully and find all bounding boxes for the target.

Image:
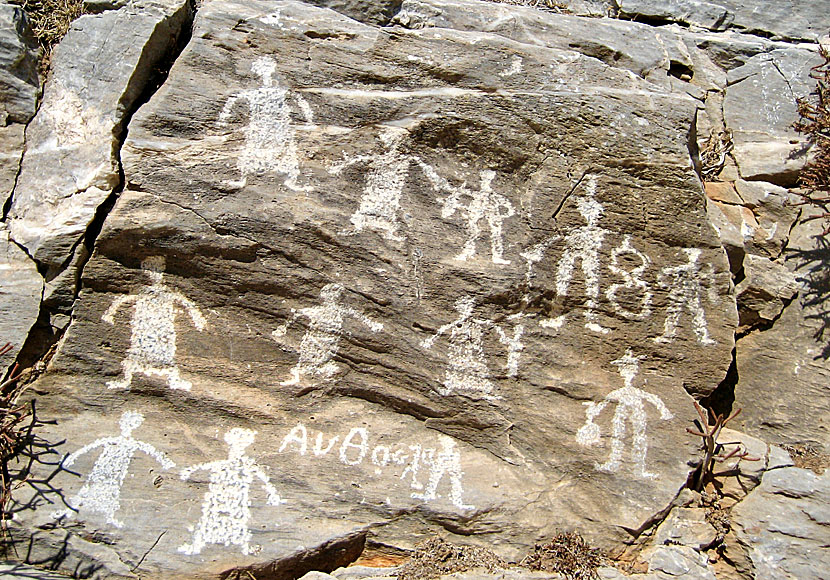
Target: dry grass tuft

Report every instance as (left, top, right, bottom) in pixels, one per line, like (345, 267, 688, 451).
(397, 537, 506, 580)
(520, 532, 604, 580)
(16, 0, 86, 75)
(781, 444, 830, 474)
(482, 0, 571, 13)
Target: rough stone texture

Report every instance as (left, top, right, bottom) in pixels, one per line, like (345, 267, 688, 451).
(723, 48, 823, 186)
(0, 562, 76, 579)
(735, 254, 798, 331)
(734, 211, 830, 451)
(302, 0, 403, 25)
(0, 226, 43, 374)
(652, 507, 718, 551)
(394, 0, 693, 87)
(598, 545, 716, 579)
(615, 0, 830, 41)
(4, 0, 741, 576)
(730, 461, 830, 580)
(0, 2, 39, 204)
(713, 427, 768, 505)
(6, 0, 193, 274)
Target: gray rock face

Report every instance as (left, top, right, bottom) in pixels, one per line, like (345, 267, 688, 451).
(735, 254, 799, 331)
(302, 0, 403, 25)
(0, 2, 39, 205)
(6, 0, 193, 273)
(733, 209, 830, 452)
(615, 0, 830, 41)
(723, 48, 823, 185)
(731, 462, 830, 580)
(6, 0, 741, 577)
(0, 226, 43, 374)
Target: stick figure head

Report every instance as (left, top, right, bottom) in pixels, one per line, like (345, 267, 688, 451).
(320, 283, 344, 302)
(454, 295, 476, 318)
(141, 256, 166, 283)
(479, 169, 496, 191)
(119, 411, 145, 436)
(251, 56, 277, 87)
(378, 126, 407, 148)
(225, 427, 256, 456)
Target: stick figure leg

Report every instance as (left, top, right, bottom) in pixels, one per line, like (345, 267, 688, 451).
(107, 359, 137, 390)
(597, 409, 626, 473)
(456, 220, 481, 261)
(157, 367, 192, 391)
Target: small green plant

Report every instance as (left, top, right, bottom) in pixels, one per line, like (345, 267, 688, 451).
(686, 401, 759, 492)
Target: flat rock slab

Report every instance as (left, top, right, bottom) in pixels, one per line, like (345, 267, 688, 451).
(7, 0, 192, 272)
(12, 1, 737, 577)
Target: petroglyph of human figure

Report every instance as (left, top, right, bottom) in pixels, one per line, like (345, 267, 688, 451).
(422, 296, 523, 400)
(412, 435, 474, 510)
(179, 428, 284, 556)
(103, 256, 206, 391)
(520, 235, 560, 284)
(576, 350, 674, 479)
(606, 235, 653, 321)
(217, 56, 314, 192)
(654, 248, 717, 345)
(273, 283, 383, 385)
(418, 162, 515, 265)
(553, 175, 610, 334)
(329, 126, 417, 242)
(53, 411, 174, 528)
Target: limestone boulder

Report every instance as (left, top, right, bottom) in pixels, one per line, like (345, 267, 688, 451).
(723, 48, 824, 185)
(0, 2, 39, 205)
(9, 1, 738, 577)
(0, 226, 43, 374)
(735, 254, 799, 331)
(730, 460, 830, 580)
(6, 0, 193, 274)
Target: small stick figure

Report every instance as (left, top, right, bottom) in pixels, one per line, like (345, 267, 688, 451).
(329, 126, 417, 242)
(273, 283, 383, 385)
(103, 256, 206, 391)
(655, 248, 718, 345)
(422, 296, 523, 400)
(419, 163, 515, 265)
(412, 435, 474, 511)
(217, 56, 314, 192)
(179, 428, 284, 556)
(53, 411, 174, 528)
(576, 349, 674, 479)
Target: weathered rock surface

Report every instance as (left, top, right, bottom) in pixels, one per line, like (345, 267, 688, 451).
(0, 226, 42, 374)
(730, 453, 830, 580)
(735, 254, 798, 331)
(0, 2, 39, 204)
(6, 0, 193, 274)
(4, 0, 742, 577)
(723, 48, 823, 185)
(734, 211, 830, 451)
(615, 0, 830, 42)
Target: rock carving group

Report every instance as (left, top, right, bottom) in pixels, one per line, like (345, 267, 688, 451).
(62, 52, 732, 556)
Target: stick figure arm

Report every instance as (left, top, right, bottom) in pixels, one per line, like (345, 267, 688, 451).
(135, 441, 176, 470)
(179, 460, 218, 481)
(272, 308, 302, 339)
(217, 93, 243, 126)
(253, 465, 285, 506)
(102, 295, 138, 324)
(344, 307, 383, 333)
(421, 322, 452, 349)
(585, 400, 609, 421)
(328, 153, 374, 175)
(63, 438, 112, 467)
(643, 392, 674, 420)
(174, 293, 207, 331)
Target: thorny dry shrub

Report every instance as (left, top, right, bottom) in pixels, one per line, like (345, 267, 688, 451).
(14, 0, 86, 75)
(520, 532, 605, 580)
(793, 44, 830, 233)
(781, 444, 830, 474)
(483, 0, 571, 13)
(397, 537, 505, 580)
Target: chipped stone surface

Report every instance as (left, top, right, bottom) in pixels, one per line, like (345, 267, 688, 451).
(723, 48, 824, 185)
(6, 0, 193, 272)
(0, 226, 43, 375)
(731, 461, 830, 580)
(735, 254, 799, 331)
(653, 507, 718, 551)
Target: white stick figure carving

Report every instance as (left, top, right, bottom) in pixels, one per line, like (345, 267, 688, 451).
(553, 176, 610, 334)
(422, 296, 522, 399)
(179, 428, 284, 556)
(654, 248, 718, 345)
(520, 235, 560, 284)
(217, 56, 313, 192)
(418, 162, 515, 265)
(329, 126, 416, 242)
(103, 256, 206, 391)
(53, 411, 174, 528)
(576, 350, 674, 479)
(606, 235, 653, 321)
(412, 435, 474, 510)
(273, 283, 383, 385)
